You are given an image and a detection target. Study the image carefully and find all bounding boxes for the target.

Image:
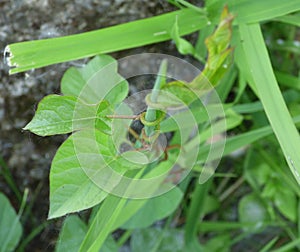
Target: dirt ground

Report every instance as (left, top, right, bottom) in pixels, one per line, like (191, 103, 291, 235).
(0, 1, 204, 250)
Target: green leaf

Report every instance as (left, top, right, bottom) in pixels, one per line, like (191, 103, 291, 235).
(159, 81, 198, 108)
(80, 161, 174, 251)
(191, 6, 234, 88)
(207, 0, 300, 24)
(6, 1, 300, 74)
(131, 228, 184, 252)
(184, 107, 242, 151)
(0, 193, 22, 252)
(274, 187, 297, 222)
(274, 13, 300, 26)
(79, 194, 128, 252)
(238, 193, 270, 232)
(49, 131, 108, 219)
(23, 95, 111, 136)
(55, 215, 87, 252)
(171, 16, 195, 56)
(6, 9, 208, 74)
(239, 23, 300, 184)
(49, 128, 150, 219)
(122, 186, 183, 229)
(247, 163, 270, 187)
(196, 121, 276, 163)
(55, 215, 118, 252)
(61, 55, 129, 105)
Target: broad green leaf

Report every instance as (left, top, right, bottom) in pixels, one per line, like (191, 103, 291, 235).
(49, 133, 108, 219)
(51, 116, 166, 219)
(238, 193, 270, 232)
(239, 23, 300, 184)
(50, 127, 152, 219)
(274, 186, 297, 222)
(23, 95, 111, 136)
(0, 193, 22, 252)
(6, 9, 208, 74)
(247, 163, 270, 187)
(122, 186, 183, 229)
(120, 151, 149, 165)
(61, 55, 129, 105)
(55, 215, 87, 252)
(131, 228, 184, 252)
(55, 215, 118, 252)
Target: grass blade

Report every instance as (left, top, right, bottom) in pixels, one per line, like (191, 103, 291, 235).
(207, 0, 300, 24)
(274, 14, 300, 26)
(259, 237, 279, 252)
(6, 9, 208, 74)
(272, 237, 300, 252)
(197, 115, 300, 163)
(239, 23, 300, 184)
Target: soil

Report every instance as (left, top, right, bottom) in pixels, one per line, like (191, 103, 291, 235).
(0, 1, 202, 251)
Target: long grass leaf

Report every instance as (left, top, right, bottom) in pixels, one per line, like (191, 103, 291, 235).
(6, 9, 208, 74)
(197, 115, 300, 163)
(207, 0, 300, 24)
(239, 23, 300, 184)
(274, 14, 300, 26)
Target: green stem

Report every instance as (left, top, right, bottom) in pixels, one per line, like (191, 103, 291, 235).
(184, 178, 212, 249)
(144, 59, 168, 136)
(117, 230, 132, 247)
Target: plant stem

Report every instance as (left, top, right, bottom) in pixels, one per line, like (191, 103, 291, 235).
(219, 176, 244, 202)
(106, 114, 139, 119)
(117, 230, 132, 247)
(184, 178, 212, 249)
(144, 59, 167, 136)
